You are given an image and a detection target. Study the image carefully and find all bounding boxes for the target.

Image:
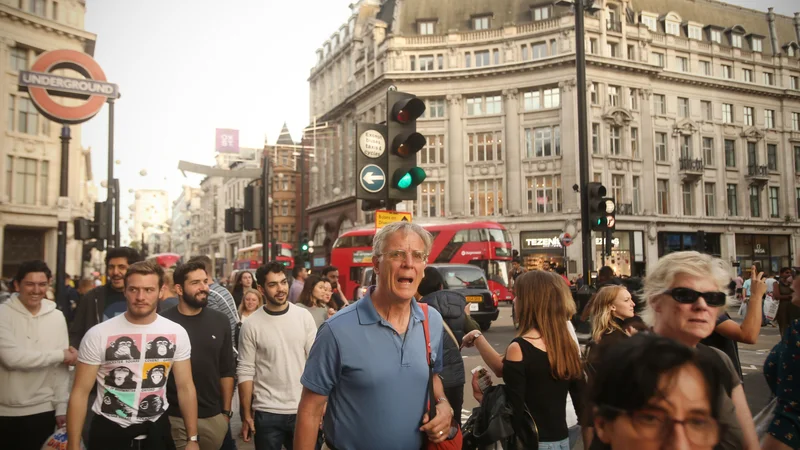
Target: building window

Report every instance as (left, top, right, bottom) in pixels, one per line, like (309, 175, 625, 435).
(797, 188, 800, 218)
(425, 98, 446, 118)
(731, 34, 742, 48)
(764, 72, 774, 86)
(469, 178, 503, 216)
(722, 104, 733, 123)
(10, 47, 28, 72)
(769, 186, 780, 218)
(464, 53, 471, 68)
(743, 106, 754, 126)
(17, 97, 39, 135)
(419, 181, 445, 217)
(747, 142, 757, 166)
(751, 38, 762, 52)
(523, 87, 560, 110)
(51, 1, 58, 20)
(466, 97, 482, 116)
(702, 137, 714, 166)
(419, 135, 445, 164)
(680, 135, 692, 159)
(532, 6, 550, 21)
(750, 185, 761, 217)
(727, 184, 738, 216)
(678, 97, 690, 118)
(710, 29, 722, 43)
(793, 112, 800, 131)
(689, 26, 703, 40)
(653, 52, 665, 68)
(632, 176, 641, 214)
(743, 69, 753, 82)
(676, 56, 689, 72)
(627, 45, 636, 60)
(641, 16, 657, 32)
(699, 60, 711, 75)
(666, 21, 680, 36)
(532, 42, 548, 59)
(592, 123, 600, 154)
(795, 146, 800, 173)
(475, 50, 491, 67)
(721, 65, 732, 79)
(628, 88, 638, 110)
(524, 126, 560, 158)
(493, 49, 500, 65)
(590, 83, 599, 104)
(609, 126, 621, 155)
(521, 45, 529, 60)
(7, 95, 14, 131)
(590, 38, 598, 55)
(657, 180, 669, 214)
(791, 76, 799, 90)
(409, 56, 415, 70)
(656, 132, 668, 162)
(10, 157, 41, 205)
(526, 175, 562, 213)
(418, 55, 435, 71)
(701, 100, 712, 121)
(611, 174, 625, 203)
(30, 0, 45, 16)
(654, 94, 666, 114)
(473, 16, 490, 30)
(725, 139, 736, 167)
(704, 183, 716, 217)
(418, 21, 435, 35)
(630, 127, 639, 159)
(765, 110, 775, 129)
(682, 183, 694, 215)
(468, 131, 503, 162)
(767, 144, 778, 171)
(607, 42, 619, 58)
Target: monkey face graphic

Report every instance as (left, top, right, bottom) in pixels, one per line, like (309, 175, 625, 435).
(105, 336, 141, 361)
(145, 336, 175, 359)
(141, 364, 167, 389)
(103, 366, 136, 390)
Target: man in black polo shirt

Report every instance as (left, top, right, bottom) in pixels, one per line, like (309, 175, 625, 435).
(162, 261, 235, 450)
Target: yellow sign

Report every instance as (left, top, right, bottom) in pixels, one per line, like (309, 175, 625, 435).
(375, 210, 413, 228)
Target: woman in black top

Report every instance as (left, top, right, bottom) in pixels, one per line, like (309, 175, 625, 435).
(463, 271, 585, 447)
(231, 270, 255, 307)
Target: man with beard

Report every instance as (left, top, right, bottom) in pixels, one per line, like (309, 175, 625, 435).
(162, 261, 235, 450)
(66, 261, 199, 450)
(238, 262, 317, 449)
(187, 256, 238, 351)
(322, 266, 348, 309)
(70, 247, 142, 348)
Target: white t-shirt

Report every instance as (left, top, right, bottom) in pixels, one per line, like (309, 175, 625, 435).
(765, 278, 777, 294)
(78, 314, 191, 427)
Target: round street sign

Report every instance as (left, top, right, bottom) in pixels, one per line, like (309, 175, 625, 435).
(358, 129, 386, 159)
(559, 233, 573, 247)
(360, 164, 386, 193)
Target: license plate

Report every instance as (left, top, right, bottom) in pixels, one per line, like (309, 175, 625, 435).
(469, 303, 479, 312)
(466, 296, 482, 303)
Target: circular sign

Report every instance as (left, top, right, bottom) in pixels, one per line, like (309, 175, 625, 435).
(359, 130, 386, 158)
(607, 217, 616, 228)
(559, 233, 573, 247)
(26, 49, 114, 124)
(360, 164, 386, 193)
(605, 199, 616, 214)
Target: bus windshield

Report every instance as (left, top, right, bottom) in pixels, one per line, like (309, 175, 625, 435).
(469, 259, 510, 288)
(440, 266, 488, 290)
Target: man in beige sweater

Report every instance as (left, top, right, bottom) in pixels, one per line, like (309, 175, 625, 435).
(0, 260, 76, 450)
(238, 262, 317, 450)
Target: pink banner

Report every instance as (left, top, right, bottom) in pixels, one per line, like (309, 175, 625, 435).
(215, 128, 239, 154)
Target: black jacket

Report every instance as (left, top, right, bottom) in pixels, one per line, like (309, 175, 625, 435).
(419, 290, 467, 388)
(69, 284, 113, 348)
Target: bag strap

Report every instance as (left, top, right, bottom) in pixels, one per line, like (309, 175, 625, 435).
(420, 303, 436, 419)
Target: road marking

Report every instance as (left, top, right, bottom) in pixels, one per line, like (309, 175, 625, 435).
(742, 365, 759, 371)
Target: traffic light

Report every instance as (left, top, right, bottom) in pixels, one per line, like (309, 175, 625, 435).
(243, 185, 261, 231)
(74, 218, 92, 240)
(386, 90, 426, 202)
(94, 202, 109, 240)
(588, 183, 612, 231)
(299, 232, 313, 262)
(225, 208, 243, 233)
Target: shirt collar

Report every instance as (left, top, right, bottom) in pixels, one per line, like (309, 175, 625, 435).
(357, 288, 426, 325)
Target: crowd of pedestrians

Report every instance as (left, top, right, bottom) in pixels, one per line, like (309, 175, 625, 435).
(3, 222, 800, 450)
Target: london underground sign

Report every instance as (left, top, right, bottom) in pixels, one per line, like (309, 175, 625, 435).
(18, 49, 119, 124)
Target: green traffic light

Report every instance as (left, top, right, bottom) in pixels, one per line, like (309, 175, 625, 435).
(392, 167, 427, 191)
(397, 172, 413, 189)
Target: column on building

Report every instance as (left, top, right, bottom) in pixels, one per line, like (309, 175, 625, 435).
(638, 89, 655, 214)
(559, 79, 579, 213)
(503, 89, 522, 215)
(447, 94, 465, 216)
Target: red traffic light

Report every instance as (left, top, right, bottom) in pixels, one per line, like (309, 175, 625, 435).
(391, 97, 425, 124)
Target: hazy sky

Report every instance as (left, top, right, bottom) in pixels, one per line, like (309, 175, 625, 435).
(79, 0, 798, 234)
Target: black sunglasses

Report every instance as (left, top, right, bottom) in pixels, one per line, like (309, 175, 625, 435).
(663, 287, 727, 307)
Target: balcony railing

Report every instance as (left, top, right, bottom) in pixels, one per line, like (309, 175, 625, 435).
(679, 157, 704, 172)
(747, 164, 769, 177)
(617, 203, 633, 215)
(606, 21, 622, 32)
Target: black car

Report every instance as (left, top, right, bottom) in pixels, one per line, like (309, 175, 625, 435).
(429, 263, 499, 331)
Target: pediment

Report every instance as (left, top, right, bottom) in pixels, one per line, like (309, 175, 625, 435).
(740, 127, 765, 141)
(601, 107, 634, 126)
(672, 118, 699, 136)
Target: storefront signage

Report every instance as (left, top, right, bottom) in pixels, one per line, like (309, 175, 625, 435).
(595, 237, 620, 248)
(461, 250, 483, 256)
(754, 244, 766, 255)
(559, 233, 573, 247)
(525, 237, 562, 249)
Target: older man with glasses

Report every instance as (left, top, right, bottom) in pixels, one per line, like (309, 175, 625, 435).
(294, 221, 453, 450)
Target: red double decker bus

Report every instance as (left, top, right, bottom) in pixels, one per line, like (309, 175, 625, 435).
(234, 243, 294, 270)
(331, 221, 514, 302)
(146, 253, 182, 271)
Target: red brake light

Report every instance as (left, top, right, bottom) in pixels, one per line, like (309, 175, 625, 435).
(492, 292, 498, 307)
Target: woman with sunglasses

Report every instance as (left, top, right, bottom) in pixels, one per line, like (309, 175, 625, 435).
(589, 333, 724, 450)
(640, 251, 759, 450)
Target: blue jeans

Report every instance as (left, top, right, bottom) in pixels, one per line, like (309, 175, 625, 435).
(567, 425, 581, 449)
(254, 411, 296, 450)
(539, 437, 570, 450)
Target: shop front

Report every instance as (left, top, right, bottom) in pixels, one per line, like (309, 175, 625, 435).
(735, 234, 792, 275)
(594, 231, 645, 277)
(658, 231, 722, 257)
(519, 231, 566, 272)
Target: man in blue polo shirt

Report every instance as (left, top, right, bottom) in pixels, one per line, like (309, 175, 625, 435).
(295, 222, 453, 450)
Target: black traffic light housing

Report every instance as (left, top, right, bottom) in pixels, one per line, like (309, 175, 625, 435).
(387, 91, 426, 202)
(299, 232, 311, 262)
(243, 184, 261, 231)
(225, 208, 243, 233)
(587, 183, 610, 231)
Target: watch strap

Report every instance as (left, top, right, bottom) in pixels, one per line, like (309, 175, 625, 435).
(189, 435, 199, 442)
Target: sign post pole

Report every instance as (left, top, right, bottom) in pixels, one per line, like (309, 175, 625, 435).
(107, 98, 116, 248)
(56, 125, 71, 304)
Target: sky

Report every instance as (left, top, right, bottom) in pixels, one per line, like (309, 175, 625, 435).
(79, 0, 798, 236)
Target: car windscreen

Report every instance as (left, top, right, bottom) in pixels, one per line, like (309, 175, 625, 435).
(439, 267, 488, 290)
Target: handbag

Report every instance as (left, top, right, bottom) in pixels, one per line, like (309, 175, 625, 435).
(420, 303, 463, 450)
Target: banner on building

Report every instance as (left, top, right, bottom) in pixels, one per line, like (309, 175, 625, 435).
(215, 128, 240, 154)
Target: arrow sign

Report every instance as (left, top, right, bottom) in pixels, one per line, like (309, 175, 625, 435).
(360, 164, 386, 193)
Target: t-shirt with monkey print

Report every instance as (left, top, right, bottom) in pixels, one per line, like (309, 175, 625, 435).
(77, 313, 191, 428)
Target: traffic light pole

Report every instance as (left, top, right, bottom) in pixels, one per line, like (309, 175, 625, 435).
(575, 0, 594, 285)
(55, 125, 70, 307)
(261, 154, 270, 265)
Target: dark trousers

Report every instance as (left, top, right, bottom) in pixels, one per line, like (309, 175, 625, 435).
(88, 413, 175, 450)
(0, 411, 56, 450)
(443, 385, 465, 424)
(220, 423, 238, 450)
(254, 411, 296, 450)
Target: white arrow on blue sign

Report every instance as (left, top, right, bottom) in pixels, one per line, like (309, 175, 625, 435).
(360, 164, 386, 193)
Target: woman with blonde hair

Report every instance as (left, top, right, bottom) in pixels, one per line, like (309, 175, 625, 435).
(589, 285, 635, 344)
(462, 270, 586, 448)
(238, 288, 263, 321)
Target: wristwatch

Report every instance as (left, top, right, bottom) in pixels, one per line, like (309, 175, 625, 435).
(189, 435, 199, 442)
(222, 410, 233, 418)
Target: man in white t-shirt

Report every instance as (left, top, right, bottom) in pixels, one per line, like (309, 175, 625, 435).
(66, 261, 200, 450)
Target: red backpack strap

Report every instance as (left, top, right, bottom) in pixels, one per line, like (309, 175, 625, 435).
(420, 303, 431, 365)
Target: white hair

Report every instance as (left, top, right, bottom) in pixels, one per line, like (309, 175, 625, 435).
(371, 222, 433, 259)
(640, 251, 732, 326)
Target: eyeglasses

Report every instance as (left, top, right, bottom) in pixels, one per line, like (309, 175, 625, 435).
(380, 250, 428, 264)
(663, 287, 727, 307)
(600, 405, 720, 446)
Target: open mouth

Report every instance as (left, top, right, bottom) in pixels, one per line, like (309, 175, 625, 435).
(397, 277, 414, 286)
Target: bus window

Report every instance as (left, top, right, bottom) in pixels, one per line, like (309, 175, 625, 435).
(334, 235, 374, 248)
(440, 267, 488, 289)
(469, 260, 509, 287)
(280, 247, 293, 258)
(487, 229, 507, 243)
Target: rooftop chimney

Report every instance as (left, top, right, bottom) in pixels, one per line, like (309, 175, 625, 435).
(768, 8, 779, 56)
